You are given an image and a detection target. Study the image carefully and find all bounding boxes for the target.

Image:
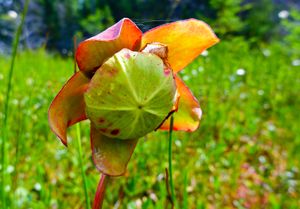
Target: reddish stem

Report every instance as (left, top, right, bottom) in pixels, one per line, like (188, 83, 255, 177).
(92, 174, 108, 209)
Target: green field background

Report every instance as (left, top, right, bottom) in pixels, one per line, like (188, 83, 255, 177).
(1, 1, 300, 208)
(1, 40, 299, 208)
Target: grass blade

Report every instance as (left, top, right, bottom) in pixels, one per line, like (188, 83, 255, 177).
(168, 115, 176, 207)
(76, 123, 91, 209)
(73, 35, 91, 209)
(1, 1, 30, 208)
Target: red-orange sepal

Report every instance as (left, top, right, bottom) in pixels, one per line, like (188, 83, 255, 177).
(76, 18, 142, 73)
(159, 76, 201, 131)
(142, 18, 219, 73)
(90, 124, 138, 176)
(48, 71, 90, 145)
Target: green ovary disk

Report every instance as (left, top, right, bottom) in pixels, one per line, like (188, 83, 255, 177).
(84, 48, 176, 139)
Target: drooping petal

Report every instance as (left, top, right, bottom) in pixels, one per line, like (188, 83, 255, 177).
(76, 18, 142, 73)
(159, 76, 201, 131)
(141, 19, 219, 73)
(48, 71, 90, 145)
(90, 123, 138, 176)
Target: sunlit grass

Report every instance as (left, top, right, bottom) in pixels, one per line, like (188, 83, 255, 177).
(0, 39, 299, 208)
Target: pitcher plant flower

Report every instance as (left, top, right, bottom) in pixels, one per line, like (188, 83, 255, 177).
(48, 18, 219, 207)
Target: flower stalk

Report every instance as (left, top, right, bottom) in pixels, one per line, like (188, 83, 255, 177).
(92, 174, 108, 209)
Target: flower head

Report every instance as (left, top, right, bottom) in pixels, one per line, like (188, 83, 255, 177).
(49, 18, 219, 176)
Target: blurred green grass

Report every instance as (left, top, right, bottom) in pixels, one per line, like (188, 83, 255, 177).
(0, 39, 299, 208)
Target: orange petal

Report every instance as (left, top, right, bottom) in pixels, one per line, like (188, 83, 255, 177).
(48, 71, 90, 145)
(159, 76, 201, 131)
(90, 123, 138, 176)
(76, 18, 142, 73)
(141, 19, 219, 73)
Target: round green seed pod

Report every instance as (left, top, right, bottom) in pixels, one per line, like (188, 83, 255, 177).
(84, 48, 176, 139)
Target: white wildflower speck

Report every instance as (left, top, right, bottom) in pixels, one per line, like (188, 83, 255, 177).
(7, 165, 14, 173)
(51, 178, 57, 185)
(201, 50, 209, 56)
(175, 140, 182, 147)
(292, 59, 300, 66)
(239, 93, 247, 99)
(288, 180, 297, 187)
(135, 199, 142, 208)
(182, 75, 190, 81)
(199, 152, 207, 162)
(156, 173, 164, 181)
(198, 66, 204, 72)
(236, 68, 246, 76)
(285, 171, 294, 178)
(257, 89, 264, 96)
(267, 123, 276, 132)
(50, 199, 58, 208)
(263, 183, 272, 192)
(34, 183, 42, 191)
(15, 187, 28, 206)
(8, 10, 18, 19)
(12, 99, 19, 106)
(55, 149, 67, 160)
(5, 185, 11, 192)
(229, 75, 235, 82)
(34, 103, 42, 110)
(262, 49, 271, 57)
(258, 155, 266, 164)
(26, 78, 34, 86)
(291, 167, 298, 173)
(194, 108, 202, 119)
(278, 10, 289, 19)
(15, 187, 28, 197)
(221, 159, 230, 167)
(233, 200, 240, 207)
(149, 192, 158, 202)
(288, 187, 295, 194)
(191, 69, 198, 76)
